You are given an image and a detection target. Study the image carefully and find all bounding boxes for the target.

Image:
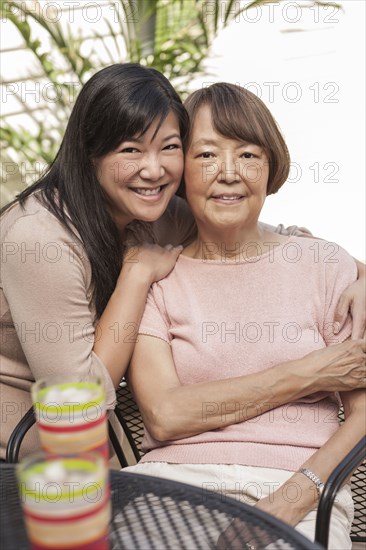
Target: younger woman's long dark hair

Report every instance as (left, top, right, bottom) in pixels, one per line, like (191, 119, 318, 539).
(2, 64, 188, 318)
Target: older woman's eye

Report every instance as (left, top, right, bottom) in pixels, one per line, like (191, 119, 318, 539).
(164, 143, 181, 151)
(200, 152, 214, 159)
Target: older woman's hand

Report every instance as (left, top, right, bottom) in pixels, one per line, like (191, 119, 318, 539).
(334, 270, 366, 339)
(304, 339, 366, 392)
(215, 517, 273, 550)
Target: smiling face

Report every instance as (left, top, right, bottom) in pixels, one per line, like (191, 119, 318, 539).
(184, 105, 269, 239)
(94, 111, 183, 229)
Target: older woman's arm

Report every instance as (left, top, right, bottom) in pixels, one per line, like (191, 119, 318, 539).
(254, 388, 366, 526)
(129, 335, 366, 441)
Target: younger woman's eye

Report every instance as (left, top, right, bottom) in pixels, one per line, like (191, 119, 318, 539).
(241, 152, 255, 159)
(120, 147, 139, 153)
(199, 152, 214, 159)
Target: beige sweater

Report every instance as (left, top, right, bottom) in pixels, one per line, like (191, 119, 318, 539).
(0, 194, 196, 459)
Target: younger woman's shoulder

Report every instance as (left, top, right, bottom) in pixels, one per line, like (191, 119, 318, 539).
(1, 193, 76, 244)
(288, 235, 357, 275)
(153, 195, 196, 247)
(1, 194, 42, 240)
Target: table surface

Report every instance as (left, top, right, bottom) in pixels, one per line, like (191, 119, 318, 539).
(0, 464, 323, 549)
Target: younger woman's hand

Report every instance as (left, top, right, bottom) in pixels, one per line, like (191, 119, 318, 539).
(123, 243, 183, 284)
(334, 276, 366, 340)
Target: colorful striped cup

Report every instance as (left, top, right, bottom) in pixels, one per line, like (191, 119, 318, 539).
(17, 452, 111, 550)
(32, 376, 109, 461)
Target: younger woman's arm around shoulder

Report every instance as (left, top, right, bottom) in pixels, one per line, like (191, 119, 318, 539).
(93, 243, 182, 387)
(260, 222, 366, 339)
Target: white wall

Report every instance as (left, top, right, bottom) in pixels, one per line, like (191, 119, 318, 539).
(189, 0, 365, 260)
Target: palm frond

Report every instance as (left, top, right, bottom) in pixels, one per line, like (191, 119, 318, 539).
(1, 0, 343, 195)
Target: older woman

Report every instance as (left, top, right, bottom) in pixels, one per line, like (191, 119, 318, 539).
(126, 83, 366, 549)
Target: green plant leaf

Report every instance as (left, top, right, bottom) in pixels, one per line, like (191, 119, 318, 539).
(2, 0, 343, 197)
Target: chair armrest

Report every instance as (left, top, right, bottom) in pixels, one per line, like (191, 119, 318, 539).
(315, 436, 366, 548)
(108, 418, 129, 468)
(6, 407, 36, 464)
(113, 406, 141, 463)
(5, 402, 137, 469)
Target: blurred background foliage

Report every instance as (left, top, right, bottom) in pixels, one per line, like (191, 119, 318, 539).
(1, 0, 341, 200)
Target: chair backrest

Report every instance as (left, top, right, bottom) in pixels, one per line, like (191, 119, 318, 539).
(336, 408, 366, 544)
(115, 381, 144, 463)
(349, 456, 366, 543)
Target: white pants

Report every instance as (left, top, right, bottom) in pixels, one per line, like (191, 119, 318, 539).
(124, 462, 354, 550)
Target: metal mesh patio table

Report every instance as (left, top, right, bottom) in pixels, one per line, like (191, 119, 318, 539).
(0, 464, 323, 549)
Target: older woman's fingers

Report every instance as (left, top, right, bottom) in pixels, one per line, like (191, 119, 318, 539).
(334, 294, 350, 334)
(351, 307, 366, 340)
(215, 519, 267, 550)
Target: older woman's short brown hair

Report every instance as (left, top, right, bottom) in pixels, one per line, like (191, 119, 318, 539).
(184, 83, 290, 195)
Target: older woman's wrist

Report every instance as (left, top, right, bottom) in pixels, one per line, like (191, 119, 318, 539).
(274, 357, 318, 400)
(257, 473, 319, 527)
(286, 471, 320, 523)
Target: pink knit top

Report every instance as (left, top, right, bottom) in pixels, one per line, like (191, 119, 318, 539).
(138, 237, 357, 471)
